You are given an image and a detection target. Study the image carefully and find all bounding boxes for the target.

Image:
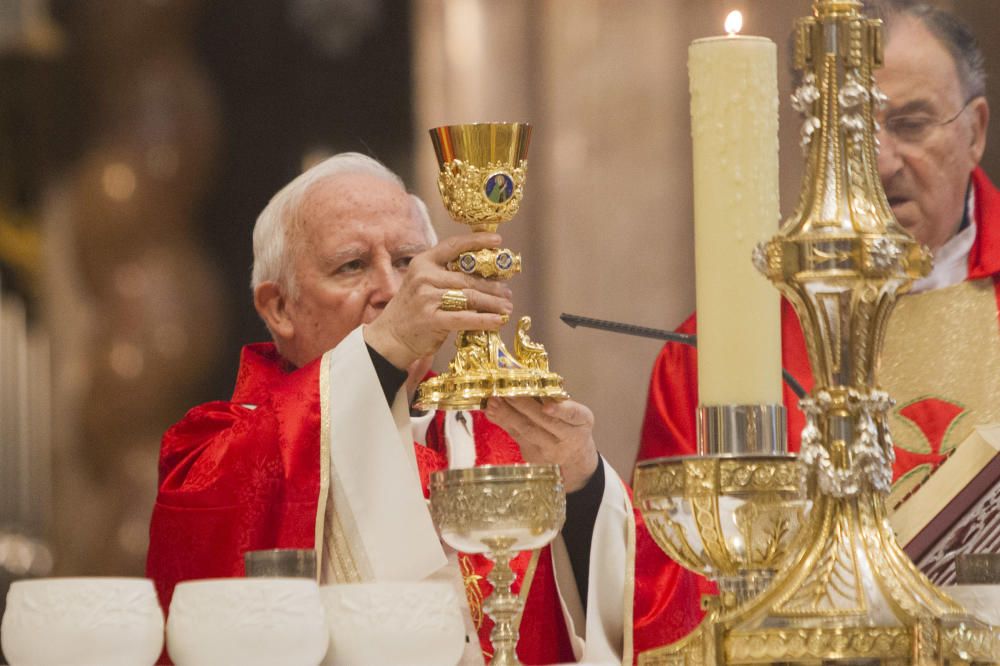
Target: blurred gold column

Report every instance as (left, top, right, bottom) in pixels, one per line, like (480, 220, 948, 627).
(44, 0, 225, 577)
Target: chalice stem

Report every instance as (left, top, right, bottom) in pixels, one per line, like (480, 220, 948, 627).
(483, 537, 522, 666)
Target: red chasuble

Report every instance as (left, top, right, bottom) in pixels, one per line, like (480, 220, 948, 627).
(148, 343, 703, 664)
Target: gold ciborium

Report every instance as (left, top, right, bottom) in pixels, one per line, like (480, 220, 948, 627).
(428, 464, 565, 666)
(416, 123, 568, 410)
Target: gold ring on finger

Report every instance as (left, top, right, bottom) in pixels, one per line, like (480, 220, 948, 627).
(440, 289, 469, 311)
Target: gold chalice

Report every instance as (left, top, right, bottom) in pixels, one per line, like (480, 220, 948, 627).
(428, 464, 565, 666)
(416, 122, 567, 410)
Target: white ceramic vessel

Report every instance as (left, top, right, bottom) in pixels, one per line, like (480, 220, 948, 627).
(167, 577, 328, 666)
(1, 577, 164, 666)
(320, 581, 466, 666)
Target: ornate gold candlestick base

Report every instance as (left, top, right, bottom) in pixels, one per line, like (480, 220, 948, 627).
(417, 123, 567, 411)
(428, 465, 566, 666)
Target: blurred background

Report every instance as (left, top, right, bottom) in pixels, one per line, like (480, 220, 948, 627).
(0, 0, 997, 642)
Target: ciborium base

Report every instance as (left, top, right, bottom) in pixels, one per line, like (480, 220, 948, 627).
(417, 317, 567, 411)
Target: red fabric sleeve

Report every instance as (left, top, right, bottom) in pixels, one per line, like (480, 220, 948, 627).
(968, 167, 1000, 281)
(146, 362, 324, 617)
(632, 503, 710, 661)
(638, 314, 701, 463)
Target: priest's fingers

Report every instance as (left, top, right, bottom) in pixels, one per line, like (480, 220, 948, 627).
(425, 233, 502, 267)
(540, 399, 593, 428)
(500, 396, 593, 439)
(435, 288, 512, 318)
(433, 270, 515, 297)
(486, 397, 599, 493)
(437, 311, 509, 332)
(484, 398, 560, 449)
(404, 254, 512, 302)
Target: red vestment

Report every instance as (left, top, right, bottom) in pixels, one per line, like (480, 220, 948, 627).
(635, 168, 1000, 642)
(147, 342, 703, 664)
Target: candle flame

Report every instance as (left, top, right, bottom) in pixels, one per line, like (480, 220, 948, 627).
(725, 10, 743, 36)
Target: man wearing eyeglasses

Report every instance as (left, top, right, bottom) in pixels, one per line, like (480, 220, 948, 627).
(639, 1, 1000, 516)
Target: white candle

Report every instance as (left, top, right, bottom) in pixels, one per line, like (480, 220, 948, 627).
(689, 13, 782, 406)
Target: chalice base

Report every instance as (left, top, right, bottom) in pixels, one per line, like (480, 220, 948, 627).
(416, 318, 568, 411)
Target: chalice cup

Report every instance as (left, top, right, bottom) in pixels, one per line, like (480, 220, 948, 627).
(429, 464, 565, 666)
(416, 122, 567, 410)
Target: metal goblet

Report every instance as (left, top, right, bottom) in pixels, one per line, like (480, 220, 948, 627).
(429, 464, 565, 666)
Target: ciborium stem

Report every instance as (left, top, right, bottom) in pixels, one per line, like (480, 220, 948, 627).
(482, 537, 521, 666)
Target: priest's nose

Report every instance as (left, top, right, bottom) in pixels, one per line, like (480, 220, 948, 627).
(369, 262, 403, 310)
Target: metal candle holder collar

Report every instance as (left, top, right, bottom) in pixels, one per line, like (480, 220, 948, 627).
(416, 123, 567, 411)
(428, 464, 565, 666)
(635, 1, 1000, 664)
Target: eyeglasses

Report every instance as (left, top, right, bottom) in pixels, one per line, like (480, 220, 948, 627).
(879, 97, 978, 145)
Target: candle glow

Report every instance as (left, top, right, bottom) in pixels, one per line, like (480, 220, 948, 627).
(725, 10, 743, 36)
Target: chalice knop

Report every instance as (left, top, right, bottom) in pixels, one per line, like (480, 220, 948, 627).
(416, 122, 567, 410)
(429, 464, 565, 666)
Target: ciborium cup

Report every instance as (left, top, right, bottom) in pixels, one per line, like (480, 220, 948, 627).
(428, 464, 566, 666)
(416, 122, 567, 410)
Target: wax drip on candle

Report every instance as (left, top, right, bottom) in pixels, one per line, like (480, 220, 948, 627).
(725, 10, 743, 36)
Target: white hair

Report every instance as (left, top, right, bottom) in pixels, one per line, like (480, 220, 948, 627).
(251, 152, 437, 299)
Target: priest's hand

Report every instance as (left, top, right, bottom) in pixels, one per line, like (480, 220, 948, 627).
(484, 397, 600, 493)
(364, 232, 513, 370)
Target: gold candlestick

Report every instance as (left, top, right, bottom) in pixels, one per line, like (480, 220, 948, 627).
(416, 123, 567, 411)
(635, 1, 1000, 663)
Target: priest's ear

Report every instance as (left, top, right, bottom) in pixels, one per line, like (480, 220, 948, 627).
(254, 280, 295, 342)
(968, 96, 990, 165)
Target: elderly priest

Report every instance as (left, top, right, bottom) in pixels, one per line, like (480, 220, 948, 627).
(146, 152, 703, 665)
